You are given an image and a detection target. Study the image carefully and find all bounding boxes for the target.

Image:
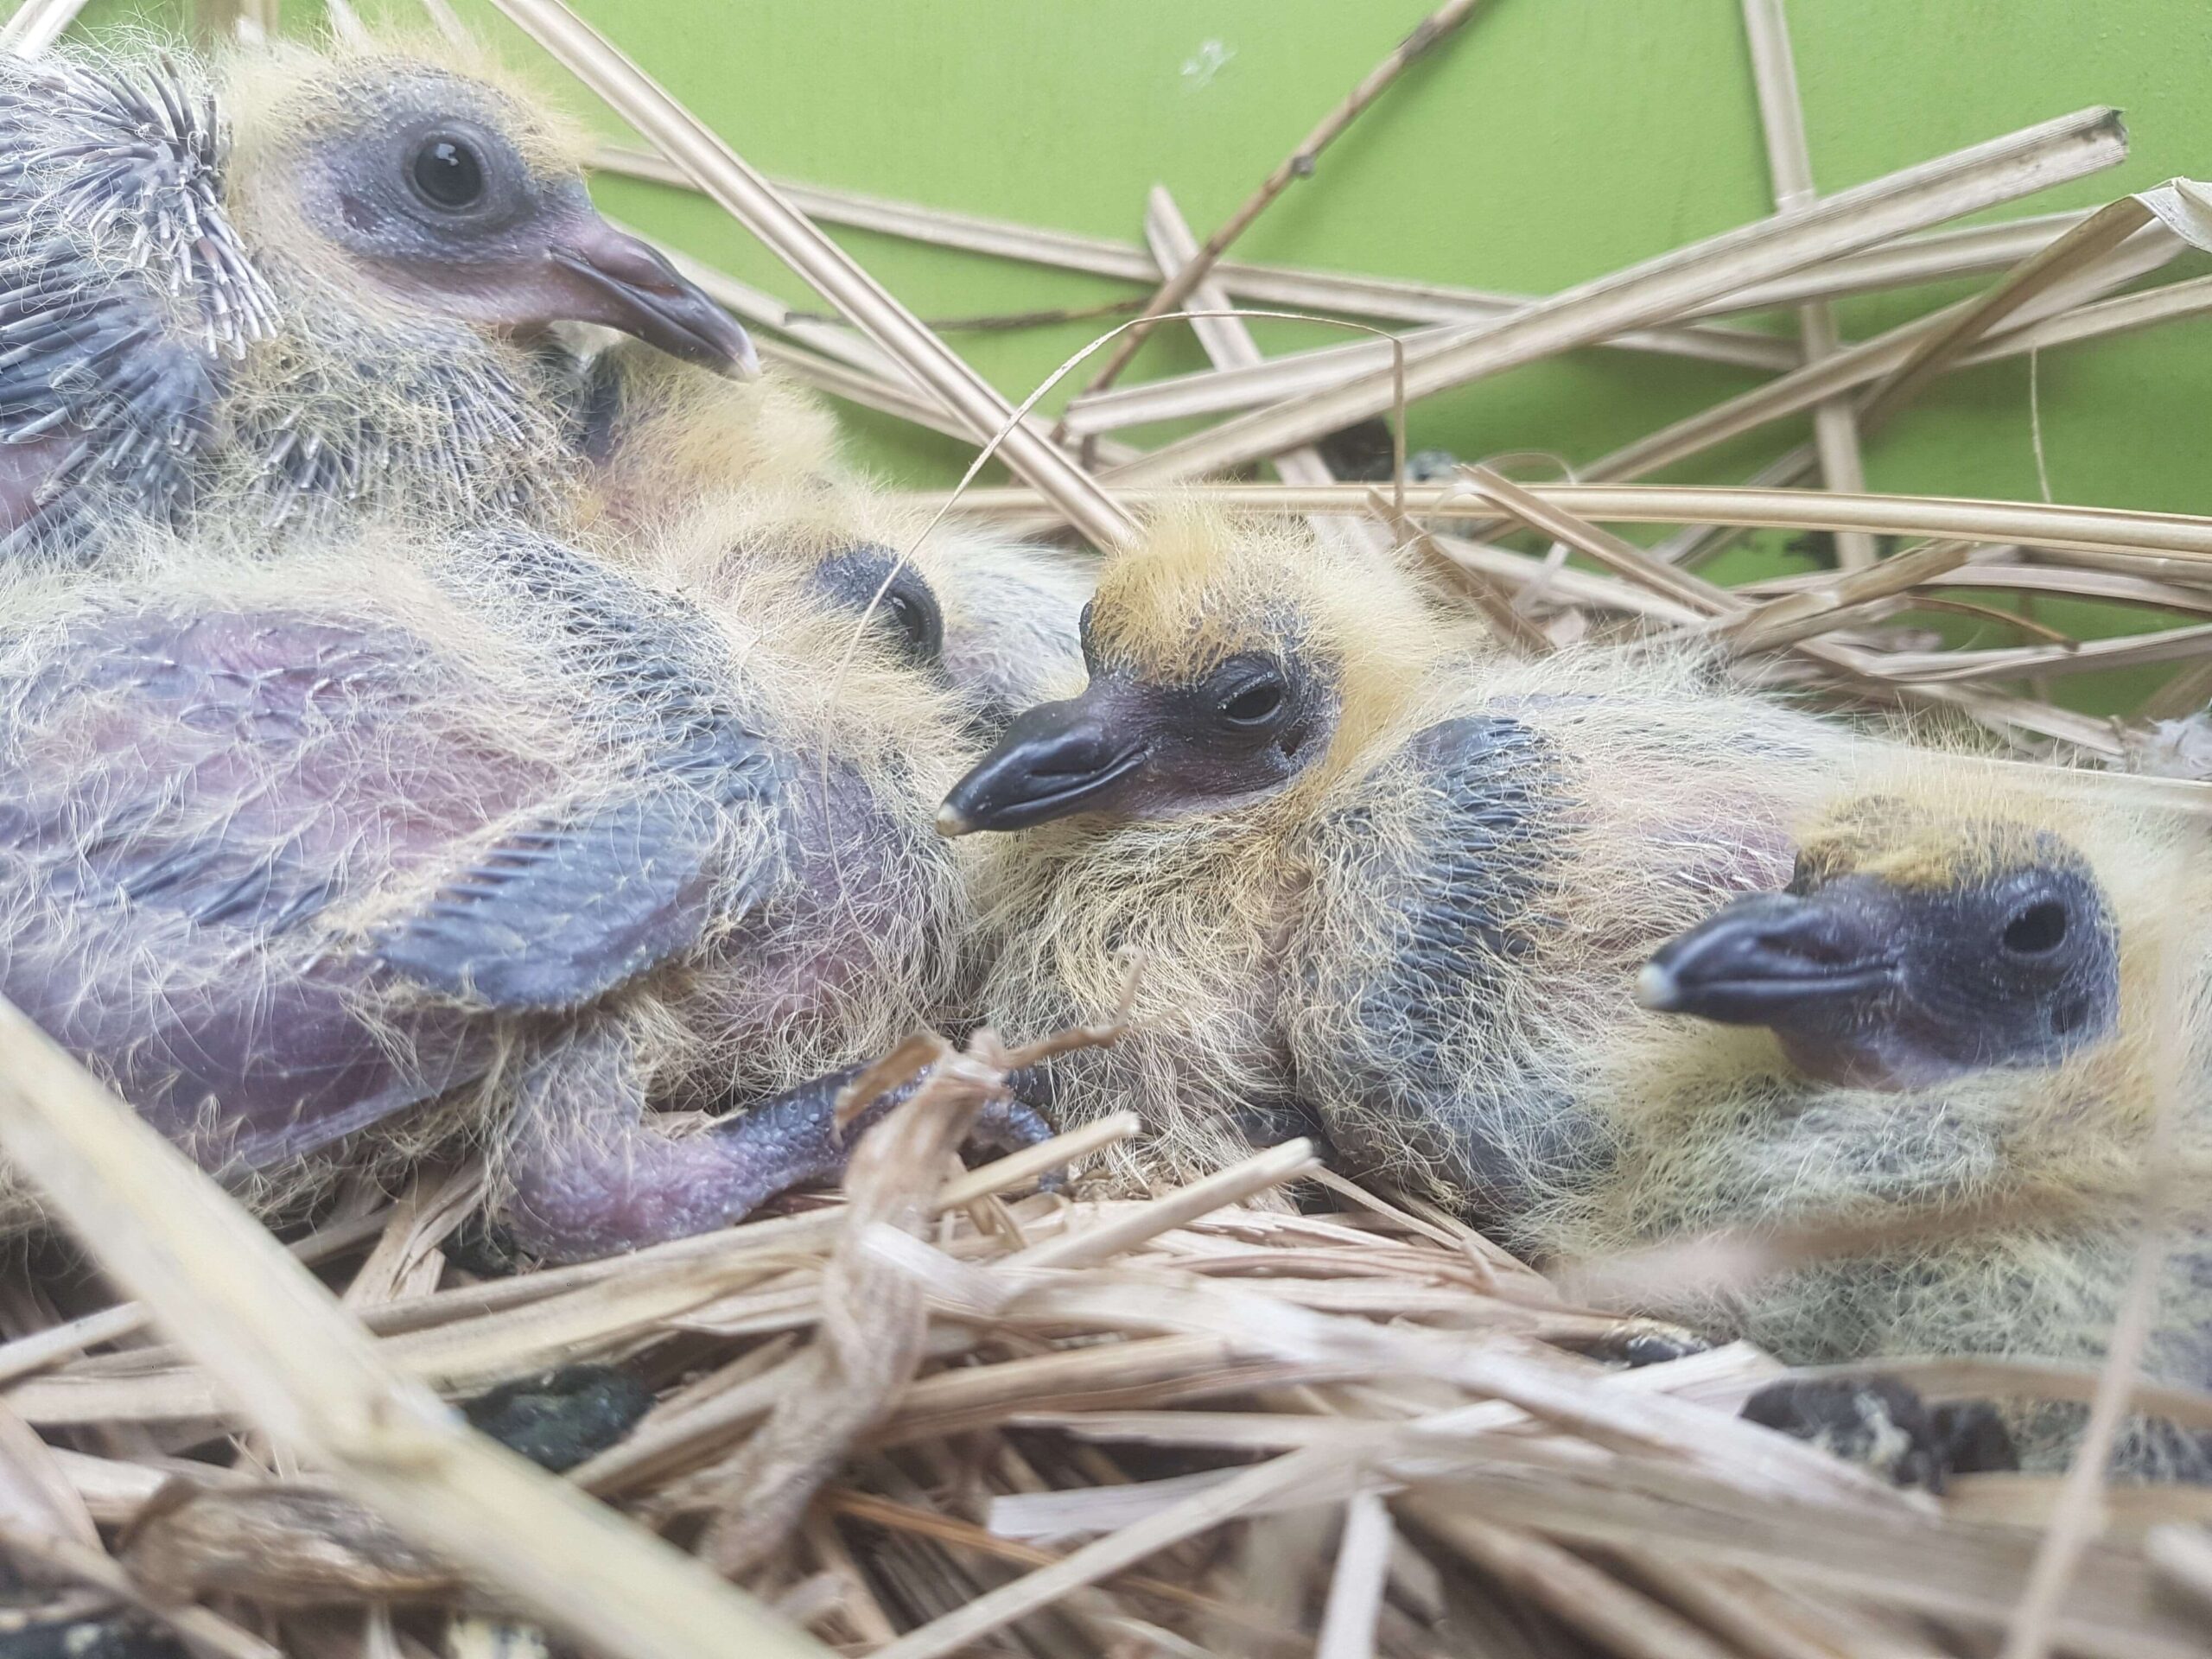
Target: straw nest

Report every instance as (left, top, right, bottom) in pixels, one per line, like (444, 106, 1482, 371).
(0, 0, 2210, 1656)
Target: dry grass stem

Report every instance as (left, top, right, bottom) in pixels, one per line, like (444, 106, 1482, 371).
(1106, 108, 2128, 482)
(0, 994, 830, 1659)
(591, 156, 2091, 356)
(930, 479, 2212, 560)
(1741, 0, 1878, 569)
(0, 0, 87, 56)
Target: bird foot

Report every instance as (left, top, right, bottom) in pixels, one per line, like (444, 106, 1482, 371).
(1740, 1376, 2018, 1493)
(499, 1027, 1065, 1262)
(1573, 1325, 1715, 1369)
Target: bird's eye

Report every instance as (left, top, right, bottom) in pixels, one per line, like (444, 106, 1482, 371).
(2001, 899, 2069, 957)
(410, 134, 487, 211)
(883, 591, 938, 664)
(1214, 666, 1288, 730)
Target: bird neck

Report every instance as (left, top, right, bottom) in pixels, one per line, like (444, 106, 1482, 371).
(226, 257, 571, 530)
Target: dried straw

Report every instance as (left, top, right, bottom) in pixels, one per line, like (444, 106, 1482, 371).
(0, 0, 86, 57)
(1106, 107, 2129, 482)
(1740, 0, 1877, 569)
(0, 994, 829, 1659)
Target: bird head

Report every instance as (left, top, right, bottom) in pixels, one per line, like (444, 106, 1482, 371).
(1637, 799, 2122, 1090)
(809, 541, 949, 678)
(938, 507, 1445, 836)
(223, 41, 753, 374)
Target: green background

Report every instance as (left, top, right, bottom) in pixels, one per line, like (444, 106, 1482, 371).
(34, 0, 2212, 711)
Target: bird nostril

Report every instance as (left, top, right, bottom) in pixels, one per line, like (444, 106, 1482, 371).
(1756, 926, 1853, 967)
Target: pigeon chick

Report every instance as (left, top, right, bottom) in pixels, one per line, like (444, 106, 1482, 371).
(0, 34, 751, 556)
(0, 507, 1024, 1263)
(565, 340, 1092, 738)
(1606, 783, 2211, 1476)
(938, 505, 1859, 1199)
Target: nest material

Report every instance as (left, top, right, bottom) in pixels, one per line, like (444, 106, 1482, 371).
(0, 1080, 2208, 1659)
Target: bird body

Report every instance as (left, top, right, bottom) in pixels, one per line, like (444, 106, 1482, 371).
(566, 341, 1092, 738)
(0, 508, 974, 1259)
(1586, 775, 2212, 1471)
(944, 509, 1855, 1197)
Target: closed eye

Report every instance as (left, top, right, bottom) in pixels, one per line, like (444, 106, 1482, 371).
(1219, 679, 1284, 727)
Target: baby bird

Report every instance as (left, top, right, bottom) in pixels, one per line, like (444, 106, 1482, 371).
(942, 511, 2212, 1476)
(0, 507, 1015, 1262)
(938, 507, 1860, 1200)
(566, 340, 1092, 737)
(0, 35, 750, 556)
(1607, 785, 2210, 1475)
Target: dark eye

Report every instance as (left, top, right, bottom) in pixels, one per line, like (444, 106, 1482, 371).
(1217, 670, 1287, 729)
(882, 589, 939, 664)
(410, 135, 486, 210)
(2001, 899, 2069, 956)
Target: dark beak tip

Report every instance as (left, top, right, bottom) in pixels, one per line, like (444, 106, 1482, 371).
(553, 226, 757, 377)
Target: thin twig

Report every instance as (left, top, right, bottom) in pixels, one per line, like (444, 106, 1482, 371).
(1315, 1492, 1394, 1659)
(1105, 107, 2127, 483)
(1143, 185, 1385, 554)
(926, 480, 2212, 562)
(0, 995, 829, 1659)
(0, 1518, 283, 1659)
(1069, 0, 1487, 401)
(0, 0, 88, 57)
(594, 145, 2097, 354)
(486, 0, 1137, 552)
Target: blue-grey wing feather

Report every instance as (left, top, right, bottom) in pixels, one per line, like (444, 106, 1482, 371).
(372, 771, 778, 1014)
(1297, 715, 1604, 1214)
(0, 608, 504, 1173)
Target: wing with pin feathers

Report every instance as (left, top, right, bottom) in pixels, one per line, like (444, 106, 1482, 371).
(0, 606, 520, 1173)
(370, 776, 770, 1015)
(0, 55, 276, 556)
(1291, 715, 1597, 1212)
(372, 524, 791, 1013)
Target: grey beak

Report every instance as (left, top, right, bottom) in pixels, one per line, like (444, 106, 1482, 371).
(939, 696, 1145, 836)
(548, 222, 758, 377)
(1639, 890, 1898, 1027)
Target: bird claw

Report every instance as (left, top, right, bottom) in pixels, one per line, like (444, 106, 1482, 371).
(461, 1363, 654, 1472)
(969, 1090, 1065, 1192)
(1576, 1325, 1714, 1369)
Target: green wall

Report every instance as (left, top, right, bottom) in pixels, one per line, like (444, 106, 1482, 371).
(41, 0, 2212, 709)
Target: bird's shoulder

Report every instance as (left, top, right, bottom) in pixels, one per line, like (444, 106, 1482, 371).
(0, 604, 505, 932)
